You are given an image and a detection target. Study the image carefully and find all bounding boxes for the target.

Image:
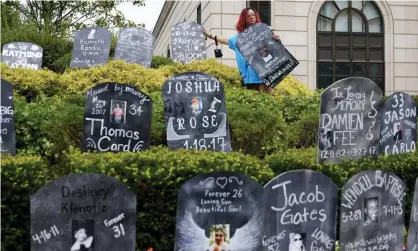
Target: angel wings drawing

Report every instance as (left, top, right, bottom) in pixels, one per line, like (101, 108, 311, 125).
(175, 210, 262, 251)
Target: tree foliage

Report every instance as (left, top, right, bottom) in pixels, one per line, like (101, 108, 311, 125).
(2, 0, 145, 36)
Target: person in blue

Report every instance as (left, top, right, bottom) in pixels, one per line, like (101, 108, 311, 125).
(203, 8, 281, 94)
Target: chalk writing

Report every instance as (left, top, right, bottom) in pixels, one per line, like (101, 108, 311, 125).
(32, 225, 60, 244)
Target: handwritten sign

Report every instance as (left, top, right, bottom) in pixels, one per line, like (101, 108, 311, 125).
(262, 170, 338, 251)
(1, 42, 43, 70)
(70, 27, 111, 68)
(171, 21, 207, 64)
(174, 171, 264, 251)
(407, 178, 418, 251)
(340, 170, 406, 251)
(81, 82, 152, 153)
(378, 92, 417, 156)
(236, 23, 299, 88)
(30, 173, 136, 251)
(317, 77, 383, 164)
(162, 72, 231, 152)
(114, 27, 155, 67)
(1, 79, 16, 155)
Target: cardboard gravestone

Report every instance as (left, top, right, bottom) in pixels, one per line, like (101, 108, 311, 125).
(262, 170, 338, 251)
(0, 79, 16, 155)
(317, 77, 383, 164)
(407, 178, 418, 251)
(174, 171, 264, 251)
(340, 170, 406, 251)
(236, 23, 299, 88)
(114, 27, 155, 67)
(379, 92, 417, 155)
(1, 42, 43, 70)
(30, 173, 136, 251)
(170, 21, 207, 64)
(162, 72, 231, 152)
(70, 27, 112, 68)
(81, 82, 152, 153)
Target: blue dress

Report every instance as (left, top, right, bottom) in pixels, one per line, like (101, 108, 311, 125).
(228, 35, 263, 85)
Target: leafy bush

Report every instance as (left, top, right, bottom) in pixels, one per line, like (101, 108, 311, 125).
(151, 56, 175, 68)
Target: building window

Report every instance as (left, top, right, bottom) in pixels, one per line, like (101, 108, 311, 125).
(317, 1, 384, 91)
(248, 1, 271, 26)
(197, 4, 201, 24)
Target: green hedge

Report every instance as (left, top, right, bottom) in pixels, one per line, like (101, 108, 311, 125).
(2, 148, 417, 250)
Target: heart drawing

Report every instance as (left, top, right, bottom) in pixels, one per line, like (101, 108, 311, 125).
(216, 177, 228, 189)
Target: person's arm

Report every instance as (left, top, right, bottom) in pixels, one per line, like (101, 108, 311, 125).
(203, 28, 228, 45)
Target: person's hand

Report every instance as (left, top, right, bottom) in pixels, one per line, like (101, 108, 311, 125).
(272, 34, 281, 40)
(203, 28, 211, 38)
(214, 245, 220, 251)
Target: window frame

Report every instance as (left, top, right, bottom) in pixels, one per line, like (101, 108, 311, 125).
(247, 0, 272, 26)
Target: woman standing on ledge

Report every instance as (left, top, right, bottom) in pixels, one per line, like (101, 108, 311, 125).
(203, 8, 281, 95)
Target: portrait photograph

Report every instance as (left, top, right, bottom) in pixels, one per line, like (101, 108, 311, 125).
(71, 219, 94, 251)
(260, 47, 273, 63)
(288, 233, 306, 251)
(393, 122, 403, 143)
(109, 99, 127, 124)
(208, 224, 230, 251)
(364, 196, 379, 226)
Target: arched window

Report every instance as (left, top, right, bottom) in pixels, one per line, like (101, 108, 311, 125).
(317, 1, 384, 90)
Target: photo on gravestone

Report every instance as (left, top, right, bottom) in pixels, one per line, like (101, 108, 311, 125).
(174, 171, 264, 251)
(170, 21, 207, 64)
(81, 82, 152, 153)
(262, 170, 338, 251)
(339, 170, 406, 251)
(114, 27, 155, 67)
(71, 220, 95, 251)
(30, 173, 136, 251)
(317, 77, 383, 164)
(235, 23, 299, 88)
(406, 178, 418, 251)
(1, 42, 43, 70)
(378, 92, 417, 156)
(162, 72, 231, 152)
(1, 79, 16, 155)
(70, 27, 112, 68)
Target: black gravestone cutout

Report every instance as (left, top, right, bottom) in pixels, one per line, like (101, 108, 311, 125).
(378, 92, 417, 156)
(162, 72, 231, 152)
(171, 21, 207, 64)
(81, 82, 152, 153)
(174, 171, 264, 251)
(31, 173, 136, 251)
(340, 170, 406, 251)
(262, 170, 338, 251)
(1, 42, 43, 70)
(317, 77, 383, 164)
(70, 27, 112, 68)
(1, 79, 16, 155)
(114, 27, 155, 67)
(407, 178, 418, 251)
(236, 23, 299, 88)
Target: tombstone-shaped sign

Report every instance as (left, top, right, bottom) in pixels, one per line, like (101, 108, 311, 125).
(317, 77, 383, 164)
(407, 178, 418, 251)
(340, 170, 406, 251)
(1, 42, 43, 70)
(174, 171, 264, 251)
(0, 79, 16, 155)
(170, 21, 207, 64)
(262, 170, 338, 251)
(114, 27, 155, 67)
(81, 82, 152, 153)
(162, 72, 231, 152)
(379, 92, 417, 156)
(236, 23, 299, 88)
(70, 27, 112, 68)
(30, 173, 136, 251)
